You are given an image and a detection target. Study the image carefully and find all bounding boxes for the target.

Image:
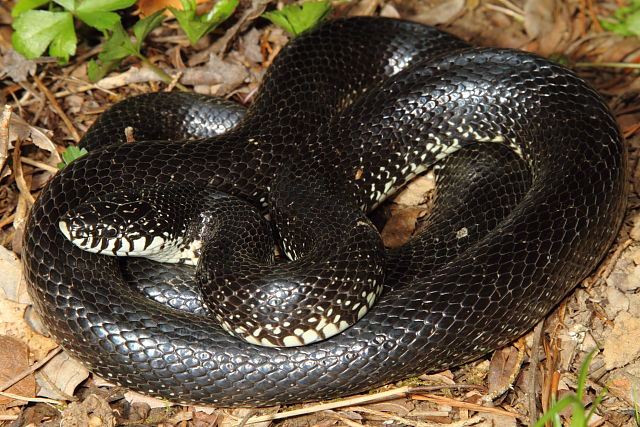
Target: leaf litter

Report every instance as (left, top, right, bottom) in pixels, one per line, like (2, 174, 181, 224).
(1, 0, 640, 425)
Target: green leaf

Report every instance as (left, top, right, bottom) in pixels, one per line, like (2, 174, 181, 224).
(87, 58, 103, 81)
(170, 0, 238, 45)
(202, 0, 238, 25)
(626, 10, 640, 36)
(87, 57, 120, 81)
(76, 10, 121, 31)
(99, 21, 137, 61)
(132, 8, 166, 44)
(76, 0, 137, 31)
(262, 1, 332, 36)
(533, 396, 580, 427)
(57, 146, 89, 169)
(601, 1, 640, 37)
(49, 14, 77, 60)
(52, 0, 75, 11)
(12, 10, 76, 61)
(89, 10, 164, 83)
(77, 0, 136, 12)
(11, 0, 50, 17)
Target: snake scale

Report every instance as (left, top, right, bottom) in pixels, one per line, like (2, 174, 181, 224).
(23, 17, 626, 406)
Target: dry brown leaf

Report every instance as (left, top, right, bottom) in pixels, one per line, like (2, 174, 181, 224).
(0, 335, 36, 405)
(0, 246, 30, 304)
(523, 0, 557, 39)
(487, 346, 522, 397)
(35, 352, 89, 401)
(239, 28, 265, 64)
(0, 297, 57, 360)
(9, 113, 61, 165)
(381, 207, 424, 248)
(95, 67, 165, 89)
(345, 0, 380, 17)
(181, 55, 249, 95)
(122, 389, 172, 408)
(411, 0, 466, 26)
(380, 174, 434, 247)
(603, 313, 640, 370)
(0, 49, 37, 82)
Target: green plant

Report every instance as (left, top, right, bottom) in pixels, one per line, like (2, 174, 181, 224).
(534, 349, 607, 427)
(87, 9, 166, 81)
(11, 0, 137, 62)
(11, 0, 239, 83)
(57, 145, 88, 169)
(168, 0, 238, 45)
(600, 0, 640, 37)
(263, 1, 332, 35)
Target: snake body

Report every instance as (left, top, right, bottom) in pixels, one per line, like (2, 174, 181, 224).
(23, 17, 626, 406)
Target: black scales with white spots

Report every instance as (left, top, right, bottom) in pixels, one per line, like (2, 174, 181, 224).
(23, 17, 626, 406)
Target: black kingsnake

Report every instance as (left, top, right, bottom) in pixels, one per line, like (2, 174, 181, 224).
(23, 17, 626, 406)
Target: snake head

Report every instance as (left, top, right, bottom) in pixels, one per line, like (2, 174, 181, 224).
(59, 191, 168, 257)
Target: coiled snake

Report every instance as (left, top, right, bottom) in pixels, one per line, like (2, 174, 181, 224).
(23, 17, 626, 406)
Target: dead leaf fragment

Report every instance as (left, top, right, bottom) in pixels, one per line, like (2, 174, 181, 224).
(603, 313, 640, 370)
(0, 296, 57, 360)
(487, 346, 522, 398)
(35, 352, 89, 401)
(0, 49, 37, 82)
(0, 245, 29, 304)
(523, 0, 557, 39)
(8, 113, 60, 165)
(0, 335, 36, 405)
(411, 0, 465, 26)
(181, 55, 249, 95)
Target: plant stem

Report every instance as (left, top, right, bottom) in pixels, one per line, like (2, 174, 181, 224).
(138, 55, 190, 91)
(575, 61, 640, 69)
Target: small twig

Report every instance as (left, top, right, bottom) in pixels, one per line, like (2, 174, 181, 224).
(245, 386, 415, 424)
(411, 393, 521, 419)
(482, 4, 524, 21)
(165, 70, 184, 92)
(528, 321, 546, 423)
(11, 130, 35, 206)
(497, 0, 524, 15)
(20, 157, 59, 174)
(585, 0, 603, 32)
(0, 213, 15, 229)
(323, 410, 366, 427)
(138, 57, 189, 92)
(51, 77, 120, 99)
(575, 61, 640, 69)
(0, 390, 63, 406)
(349, 405, 435, 427)
(0, 105, 11, 176)
(32, 75, 81, 142)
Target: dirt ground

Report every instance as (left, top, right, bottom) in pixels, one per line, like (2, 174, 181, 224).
(1, 0, 640, 425)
